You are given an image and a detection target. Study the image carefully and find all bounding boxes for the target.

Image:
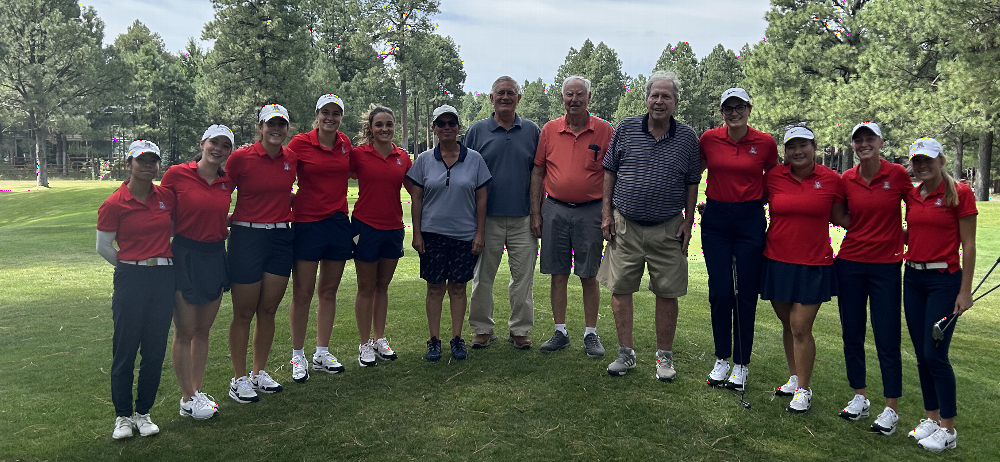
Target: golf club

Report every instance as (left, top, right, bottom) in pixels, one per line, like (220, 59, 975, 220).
(732, 255, 750, 410)
(933, 314, 957, 349)
(973, 255, 1000, 302)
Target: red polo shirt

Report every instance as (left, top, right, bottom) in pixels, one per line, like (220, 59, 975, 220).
(905, 181, 977, 273)
(699, 125, 778, 202)
(837, 159, 912, 263)
(288, 129, 353, 222)
(97, 181, 175, 261)
(227, 141, 297, 223)
(764, 164, 845, 266)
(160, 161, 234, 242)
(350, 144, 412, 230)
(534, 115, 614, 203)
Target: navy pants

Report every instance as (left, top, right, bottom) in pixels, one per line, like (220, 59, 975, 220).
(110, 264, 175, 417)
(701, 199, 765, 365)
(835, 259, 903, 398)
(903, 267, 961, 419)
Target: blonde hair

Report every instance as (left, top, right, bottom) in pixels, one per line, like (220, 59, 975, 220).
(941, 158, 959, 207)
(356, 104, 395, 146)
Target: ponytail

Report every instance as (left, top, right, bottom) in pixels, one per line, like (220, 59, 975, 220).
(942, 170, 959, 207)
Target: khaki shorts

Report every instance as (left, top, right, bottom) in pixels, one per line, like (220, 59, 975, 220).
(597, 210, 688, 298)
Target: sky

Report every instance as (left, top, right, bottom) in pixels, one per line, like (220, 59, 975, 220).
(82, 0, 772, 93)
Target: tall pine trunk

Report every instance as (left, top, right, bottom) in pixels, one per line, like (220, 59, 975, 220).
(954, 133, 964, 180)
(975, 130, 994, 201)
(31, 110, 49, 187)
(400, 76, 408, 156)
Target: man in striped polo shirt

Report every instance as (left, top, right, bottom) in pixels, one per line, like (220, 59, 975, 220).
(597, 70, 701, 381)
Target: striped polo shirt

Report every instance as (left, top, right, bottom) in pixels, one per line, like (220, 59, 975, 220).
(603, 114, 701, 223)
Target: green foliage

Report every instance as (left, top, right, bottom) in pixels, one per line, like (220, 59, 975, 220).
(613, 74, 647, 123)
(199, 0, 314, 141)
(519, 78, 551, 127)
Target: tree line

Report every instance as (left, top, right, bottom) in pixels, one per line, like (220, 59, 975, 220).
(1, 0, 997, 199)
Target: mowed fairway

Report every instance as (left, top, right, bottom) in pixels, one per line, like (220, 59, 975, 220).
(1, 179, 999, 461)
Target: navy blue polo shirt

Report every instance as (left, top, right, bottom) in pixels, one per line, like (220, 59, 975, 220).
(603, 114, 701, 222)
(406, 144, 492, 241)
(464, 113, 540, 216)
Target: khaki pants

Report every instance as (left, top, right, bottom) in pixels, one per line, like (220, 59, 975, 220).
(469, 216, 538, 336)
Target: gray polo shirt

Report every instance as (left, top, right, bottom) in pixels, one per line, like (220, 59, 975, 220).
(464, 114, 540, 216)
(603, 114, 701, 223)
(406, 144, 492, 241)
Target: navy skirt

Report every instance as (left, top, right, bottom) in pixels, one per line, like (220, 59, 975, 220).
(760, 258, 837, 305)
(173, 234, 229, 305)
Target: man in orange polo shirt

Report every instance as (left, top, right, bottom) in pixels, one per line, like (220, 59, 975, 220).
(530, 75, 614, 358)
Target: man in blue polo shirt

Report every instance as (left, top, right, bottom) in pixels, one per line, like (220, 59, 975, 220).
(465, 76, 541, 350)
(597, 71, 701, 381)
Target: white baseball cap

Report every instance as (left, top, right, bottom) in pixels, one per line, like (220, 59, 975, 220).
(850, 122, 883, 139)
(315, 94, 344, 112)
(909, 138, 943, 159)
(432, 104, 460, 123)
(258, 104, 290, 123)
(202, 125, 235, 145)
(720, 88, 751, 106)
(126, 140, 161, 160)
(783, 126, 815, 144)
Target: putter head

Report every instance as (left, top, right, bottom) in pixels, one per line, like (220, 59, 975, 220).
(932, 315, 957, 341)
(739, 400, 751, 409)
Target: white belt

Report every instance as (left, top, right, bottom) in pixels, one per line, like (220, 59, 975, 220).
(120, 258, 173, 266)
(232, 221, 289, 229)
(906, 261, 948, 270)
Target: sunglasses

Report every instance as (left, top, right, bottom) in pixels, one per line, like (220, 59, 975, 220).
(434, 119, 459, 128)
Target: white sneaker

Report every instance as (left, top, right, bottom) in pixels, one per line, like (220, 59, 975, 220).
(871, 407, 899, 435)
(839, 394, 870, 420)
(229, 376, 259, 403)
(179, 393, 218, 420)
(775, 375, 798, 397)
(918, 427, 957, 453)
(197, 391, 218, 410)
(112, 416, 133, 439)
(724, 364, 748, 391)
(655, 350, 676, 382)
(706, 358, 730, 386)
(787, 387, 812, 413)
(312, 351, 346, 374)
(374, 337, 397, 361)
(131, 413, 159, 437)
(909, 418, 941, 440)
(358, 341, 377, 367)
(290, 354, 309, 383)
(251, 370, 283, 394)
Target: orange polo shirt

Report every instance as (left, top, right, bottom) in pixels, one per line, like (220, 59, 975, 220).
(534, 114, 613, 203)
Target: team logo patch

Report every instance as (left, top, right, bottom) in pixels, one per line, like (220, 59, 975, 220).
(284, 162, 290, 171)
(749, 146, 757, 154)
(341, 146, 347, 154)
(814, 181, 822, 189)
(221, 183, 227, 190)
(883, 181, 891, 190)
(935, 198, 943, 206)
(158, 201, 166, 209)
(396, 158, 402, 166)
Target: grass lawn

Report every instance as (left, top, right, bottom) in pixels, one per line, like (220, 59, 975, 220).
(1, 179, 998, 461)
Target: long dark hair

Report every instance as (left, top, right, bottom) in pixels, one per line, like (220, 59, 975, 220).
(356, 104, 395, 146)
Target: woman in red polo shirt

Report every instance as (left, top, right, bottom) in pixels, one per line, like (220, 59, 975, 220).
(285, 94, 354, 381)
(97, 140, 175, 439)
(834, 123, 911, 434)
(225, 104, 297, 404)
(761, 126, 845, 414)
(160, 125, 235, 420)
(902, 138, 976, 453)
(350, 105, 412, 366)
(699, 88, 778, 392)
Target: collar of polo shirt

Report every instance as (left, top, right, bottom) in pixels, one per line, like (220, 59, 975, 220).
(642, 114, 677, 139)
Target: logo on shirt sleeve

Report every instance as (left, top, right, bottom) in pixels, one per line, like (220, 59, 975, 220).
(883, 181, 891, 190)
(158, 201, 166, 209)
(284, 162, 290, 171)
(749, 146, 757, 154)
(814, 181, 822, 189)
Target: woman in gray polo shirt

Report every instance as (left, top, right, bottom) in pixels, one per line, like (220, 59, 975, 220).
(406, 105, 492, 362)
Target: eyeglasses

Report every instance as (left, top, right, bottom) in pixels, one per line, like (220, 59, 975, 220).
(721, 105, 748, 115)
(434, 119, 459, 128)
